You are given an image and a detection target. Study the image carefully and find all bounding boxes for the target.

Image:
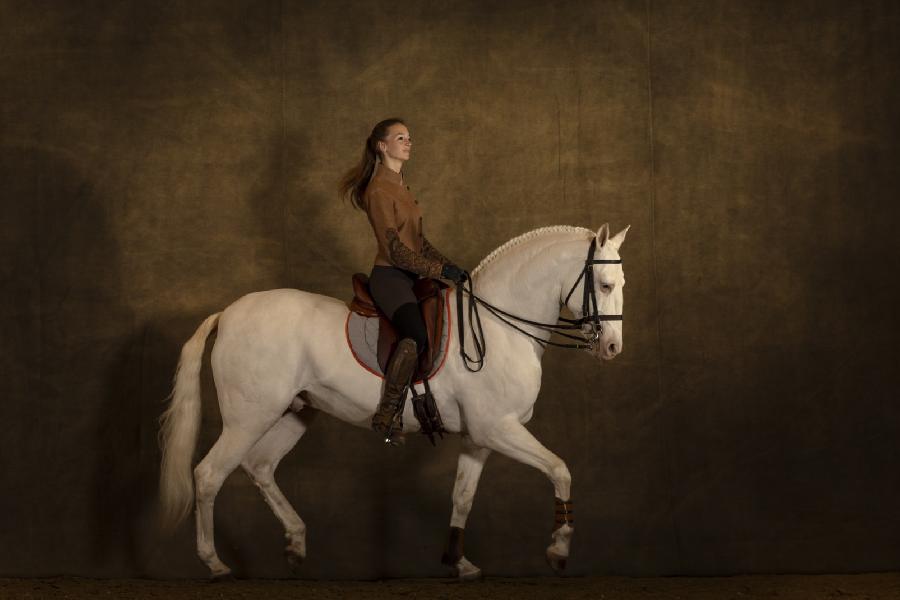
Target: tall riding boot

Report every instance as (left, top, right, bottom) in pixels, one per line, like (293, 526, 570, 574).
(371, 338, 418, 444)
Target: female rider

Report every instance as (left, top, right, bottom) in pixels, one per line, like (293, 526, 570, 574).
(339, 118, 466, 442)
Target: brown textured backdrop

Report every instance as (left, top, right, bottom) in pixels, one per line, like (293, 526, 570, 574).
(1, 0, 898, 579)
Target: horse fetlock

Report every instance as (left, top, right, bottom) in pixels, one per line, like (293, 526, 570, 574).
(551, 523, 574, 547)
(547, 523, 573, 572)
(547, 522, 572, 573)
(284, 535, 306, 558)
(284, 545, 305, 573)
(198, 544, 219, 562)
(455, 557, 482, 581)
(203, 554, 231, 579)
(545, 547, 568, 575)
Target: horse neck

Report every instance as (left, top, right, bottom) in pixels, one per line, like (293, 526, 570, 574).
(471, 234, 587, 348)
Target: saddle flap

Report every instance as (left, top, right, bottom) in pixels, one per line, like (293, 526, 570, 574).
(379, 286, 446, 381)
(418, 285, 446, 375)
(349, 273, 380, 317)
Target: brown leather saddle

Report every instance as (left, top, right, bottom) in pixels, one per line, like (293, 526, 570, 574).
(348, 273, 448, 382)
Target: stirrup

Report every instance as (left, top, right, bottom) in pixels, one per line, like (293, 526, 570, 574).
(384, 432, 405, 447)
(412, 387, 446, 446)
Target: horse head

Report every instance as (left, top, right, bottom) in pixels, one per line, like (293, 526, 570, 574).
(562, 223, 629, 362)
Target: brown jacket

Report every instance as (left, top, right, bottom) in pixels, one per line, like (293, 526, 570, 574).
(363, 163, 450, 279)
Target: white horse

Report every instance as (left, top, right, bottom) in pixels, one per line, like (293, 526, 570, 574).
(159, 223, 629, 580)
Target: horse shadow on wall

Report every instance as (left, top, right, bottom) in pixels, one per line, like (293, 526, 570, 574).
(0, 144, 150, 575)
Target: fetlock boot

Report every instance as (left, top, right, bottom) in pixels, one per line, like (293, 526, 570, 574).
(372, 338, 418, 444)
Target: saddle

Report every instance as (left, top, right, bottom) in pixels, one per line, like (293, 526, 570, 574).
(349, 273, 448, 444)
(348, 273, 448, 381)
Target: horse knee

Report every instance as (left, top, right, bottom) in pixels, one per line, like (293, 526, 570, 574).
(549, 460, 571, 490)
(197, 544, 217, 562)
(242, 459, 275, 486)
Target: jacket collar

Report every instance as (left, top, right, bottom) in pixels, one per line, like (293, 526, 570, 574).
(373, 162, 403, 186)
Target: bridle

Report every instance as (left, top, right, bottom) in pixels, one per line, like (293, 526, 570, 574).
(456, 237, 623, 372)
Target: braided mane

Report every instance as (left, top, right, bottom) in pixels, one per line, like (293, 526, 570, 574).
(471, 225, 594, 276)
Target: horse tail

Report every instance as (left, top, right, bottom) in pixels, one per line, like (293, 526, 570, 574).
(158, 311, 221, 531)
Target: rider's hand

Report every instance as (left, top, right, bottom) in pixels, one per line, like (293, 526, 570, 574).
(441, 263, 467, 284)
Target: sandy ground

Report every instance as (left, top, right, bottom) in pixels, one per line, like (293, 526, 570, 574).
(1, 573, 899, 600)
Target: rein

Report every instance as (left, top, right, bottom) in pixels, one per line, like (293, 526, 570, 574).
(456, 238, 622, 372)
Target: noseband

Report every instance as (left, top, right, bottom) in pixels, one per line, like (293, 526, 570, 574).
(457, 238, 623, 372)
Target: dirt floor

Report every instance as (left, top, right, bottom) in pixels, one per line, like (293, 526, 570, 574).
(1, 573, 899, 600)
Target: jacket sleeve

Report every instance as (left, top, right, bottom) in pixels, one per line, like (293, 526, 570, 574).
(366, 189, 445, 279)
(421, 234, 453, 267)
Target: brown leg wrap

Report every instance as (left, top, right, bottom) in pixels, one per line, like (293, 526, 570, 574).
(441, 526, 465, 566)
(554, 497, 574, 529)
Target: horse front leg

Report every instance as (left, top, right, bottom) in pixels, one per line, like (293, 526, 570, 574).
(475, 416, 574, 574)
(442, 435, 491, 581)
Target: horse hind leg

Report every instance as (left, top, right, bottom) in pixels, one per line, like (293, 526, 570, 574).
(443, 435, 491, 581)
(194, 411, 282, 579)
(241, 407, 315, 573)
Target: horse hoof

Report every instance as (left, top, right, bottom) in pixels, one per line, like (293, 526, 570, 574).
(284, 548, 305, 573)
(210, 571, 234, 583)
(546, 549, 567, 575)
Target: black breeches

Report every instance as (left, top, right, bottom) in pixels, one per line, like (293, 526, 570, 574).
(369, 265, 428, 356)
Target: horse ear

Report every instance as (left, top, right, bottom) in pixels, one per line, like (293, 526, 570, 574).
(609, 225, 631, 250)
(596, 223, 610, 246)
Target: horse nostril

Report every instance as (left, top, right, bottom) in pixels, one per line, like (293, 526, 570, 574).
(608, 343, 617, 355)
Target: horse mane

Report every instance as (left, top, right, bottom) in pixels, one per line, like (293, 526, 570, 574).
(471, 225, 594, 276)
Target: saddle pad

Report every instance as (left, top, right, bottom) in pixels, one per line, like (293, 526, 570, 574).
(345, 288, 451, 383)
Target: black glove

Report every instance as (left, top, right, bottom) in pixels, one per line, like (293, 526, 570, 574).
(441, 263, 467, 284)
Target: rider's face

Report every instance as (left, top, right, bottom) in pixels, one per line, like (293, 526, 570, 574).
(379, 124, 412, 163)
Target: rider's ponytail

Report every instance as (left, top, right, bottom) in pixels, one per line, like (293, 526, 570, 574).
(339, 118, 405, 211)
